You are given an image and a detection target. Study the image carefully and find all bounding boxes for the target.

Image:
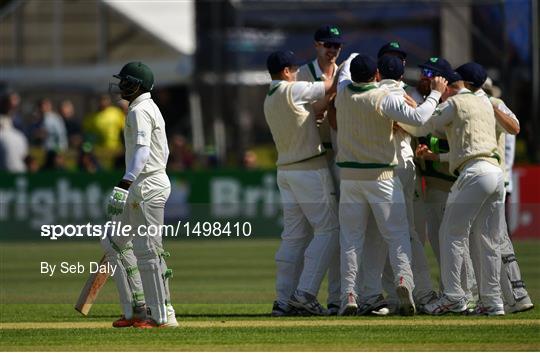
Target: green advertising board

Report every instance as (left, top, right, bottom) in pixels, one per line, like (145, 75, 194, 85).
(0, 170, 283, 240)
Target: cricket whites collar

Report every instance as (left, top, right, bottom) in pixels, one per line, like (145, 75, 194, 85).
(457, 87, 473, 95)
(129, 92, 152, 109)
(308, 59, 337, 81)
(347, 81, 378, 93)
(268, 80, 284, 96)
(474, 88, 488, 97)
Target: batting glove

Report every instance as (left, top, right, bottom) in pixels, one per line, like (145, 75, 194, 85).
(107, 186, 129, 217)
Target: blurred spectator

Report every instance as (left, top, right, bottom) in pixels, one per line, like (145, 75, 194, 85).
(41, 149, 66, 171)
(24, 155, 39, 173)
(83, 94, 125, 152)
(167, 134, 195, 171)
(59, 99, 83, 149)
(78, 142, 101, 173)
(117, 99, 129, 114)
(242, 150, 258, 169)
(0, 94, 28, 172)
(27, 98, 68, 151)
(4, 91, 25, 132)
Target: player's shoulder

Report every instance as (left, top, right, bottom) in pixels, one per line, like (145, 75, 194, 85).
(292, 80, 322, 90)
(380, 80, 405, 95)
(298, 59, 320, 82)
(488, 95, 504, 105)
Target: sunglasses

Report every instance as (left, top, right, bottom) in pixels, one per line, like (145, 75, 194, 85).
(321, 42, 342, 49)
(422, 68, 439, 78)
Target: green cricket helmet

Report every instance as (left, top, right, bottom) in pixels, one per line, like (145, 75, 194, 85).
(113, 61, 154, 92)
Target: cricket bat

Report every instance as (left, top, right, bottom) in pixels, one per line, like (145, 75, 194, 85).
(74, 255, 110, 316)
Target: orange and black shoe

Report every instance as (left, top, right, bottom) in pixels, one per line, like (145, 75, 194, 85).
(112, 316, 143, 328)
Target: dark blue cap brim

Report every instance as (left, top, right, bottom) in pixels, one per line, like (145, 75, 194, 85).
(379, 49, 407, 59)
(316, 37, 345, 44)
(418, 63, 443, 75)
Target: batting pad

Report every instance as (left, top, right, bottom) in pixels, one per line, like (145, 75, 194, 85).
(100, 236, 144, 319)
(138, 257, 168, 325)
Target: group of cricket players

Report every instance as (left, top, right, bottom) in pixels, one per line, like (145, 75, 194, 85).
(97, 24, 533, 329)
(263, 25, 535, 317)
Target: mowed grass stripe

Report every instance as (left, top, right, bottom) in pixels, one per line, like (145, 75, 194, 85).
(1, 324, 538, 351)
(1, 318, 538, 329)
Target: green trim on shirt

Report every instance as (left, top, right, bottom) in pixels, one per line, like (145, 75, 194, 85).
(492, 151, 501, 164)
(347, 83, 377, 93)
(429, 135, 442, 170)
(308, 62, 322, 81)
(267, 83, 281, 96)
(337, 162, 395, 169)
(423, 134, 456, 181)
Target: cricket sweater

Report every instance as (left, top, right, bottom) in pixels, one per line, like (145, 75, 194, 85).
(442, 93, 500, 175)
(263, 81, 326, 170)
(335, 83, 396, 180)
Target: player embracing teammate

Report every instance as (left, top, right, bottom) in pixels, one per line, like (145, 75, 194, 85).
(264, 28, 534, 316)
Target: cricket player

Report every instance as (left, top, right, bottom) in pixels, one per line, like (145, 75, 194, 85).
(297, 24, 343, 314)
(399, 57, 477, 308)
(264, 50, 339, 316)
(358, 52, 438, 315)
(455, 62, 534, 314)
(335, 53, 447, 316)
(101, 61, 177, 328)
(420, 70, 506, 315)
(354, 43, 412, 316)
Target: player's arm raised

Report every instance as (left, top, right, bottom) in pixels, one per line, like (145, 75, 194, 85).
(382, 76, 447, 126)
(492, 101, 520, 135)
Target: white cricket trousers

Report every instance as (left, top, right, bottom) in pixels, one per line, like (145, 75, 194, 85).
(324, 149, 341, 306)
(275, 168, 339, 304)
(359, 162, 433, 304)
(425, 182, 476, 301)
(439, 160, 504, 307)
(101, 172, 172, 324)
(481, 189, 529, 305)
(340, 176, 414, 298)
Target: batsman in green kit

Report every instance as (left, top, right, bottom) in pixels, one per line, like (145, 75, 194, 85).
(102, 61, 177, 328)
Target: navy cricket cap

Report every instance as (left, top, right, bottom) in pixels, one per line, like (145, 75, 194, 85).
(377, 41, 407, 59)
(378, 55, 404, 80)
(314, 25, 344, 44)
(445, 70, 462, 84)
(350, 55, 377, 83)
(455, 62, 488, 87)
(418, 57, 452, 76)
(266, 50, 302, 75)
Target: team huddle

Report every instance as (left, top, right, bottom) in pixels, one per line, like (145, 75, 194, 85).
(263, 25, 534, 317)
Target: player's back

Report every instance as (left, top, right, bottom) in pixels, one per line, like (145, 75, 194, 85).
(263, 81, 323, 166)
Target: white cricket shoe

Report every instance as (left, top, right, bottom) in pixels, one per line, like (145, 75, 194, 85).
(468, 303, 505, 316)
(338, 293, 358, 316)
(289, 290, 328, 316)
(163, 304, 179, 327)
(396, 285, 416, 316)
(505, 297, 534, 314)
(423, 294, 467, 315)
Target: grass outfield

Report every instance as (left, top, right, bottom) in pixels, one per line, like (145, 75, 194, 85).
(1, 239, 539, 351)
